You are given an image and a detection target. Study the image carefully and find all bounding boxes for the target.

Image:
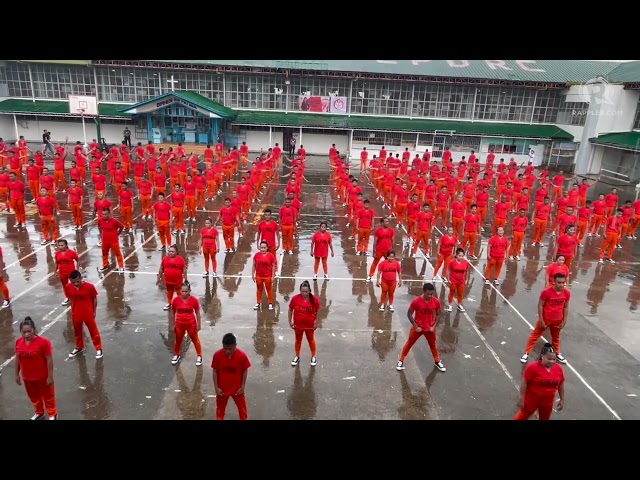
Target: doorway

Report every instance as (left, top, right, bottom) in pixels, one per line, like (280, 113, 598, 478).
(283, 127, 298, 156)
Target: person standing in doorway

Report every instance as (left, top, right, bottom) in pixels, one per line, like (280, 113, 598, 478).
(211, 333, 251, 420)
(289, 280, 321, 367)
(15, 316, 57, 420)
(64, 270, 103, 360)
(514, 343, 565, 420)
(123, 127, 132, 147)
(289, 137, 296, 157)
(396, 282, 446, 373)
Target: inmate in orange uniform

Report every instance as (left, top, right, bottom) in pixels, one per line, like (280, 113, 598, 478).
(377, 254, 402, 310)
(119, 186, 134, 228)
(257, 216, 280, 256)
(55, 245, 78, 295)
(311, 227, 333, 277)
(599, 212, 622, 262)
(522, 281, 570, 361)
(368, 220, 395, 278)
(98, 213, 124, 270)
(546, 259, 569, 288)
(484, 232, 509, 283)
(447, 252, 470, 310)
(280, 202, 297, 252)
(212, 338, 251, 420)
(253, 245, 277, 308)
(159, 252, 187, 307)
(200, 222, 220, 275)
(67, 183, 84, 228)
(170, 290, 203, 364)
(514, 347, 565, 420)
(64, 276, 103, 358)
(153, 198, 172, 249)
(15, 327, 57, 420)
(218, 202, 239, 251)
(397, 284, 446, 372)
(36, 193, 59, 243)
(433, 229, 457, 279)
(356, 203, 375, 255)
(289, 287, 321, 365)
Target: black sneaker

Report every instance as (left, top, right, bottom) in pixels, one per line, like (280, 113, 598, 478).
(30, 413, 45, 421)
(69, 348, 83, 358)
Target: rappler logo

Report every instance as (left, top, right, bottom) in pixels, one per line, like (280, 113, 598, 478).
(333, 98, 345, 110)
(576, 76, 615, 106)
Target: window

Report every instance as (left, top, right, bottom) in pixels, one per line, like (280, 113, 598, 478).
(447, 135, 481, 152)
(96, 67, 136, 103)
(556, 102, 588, 126)
(157, 70, 223, 103)
(350, 80, 412, 116)
(286, 77, 351, 113)
(352, 130, 407, 147)
(5, 62, 32, 97)
(481, 137, 530, 155)
(634, 99, 640, 130)
(226, 74, 288, 110)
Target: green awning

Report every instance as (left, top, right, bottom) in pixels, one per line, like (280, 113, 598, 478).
(119, 91, 235, 119)
(589, 131, 640, 152)
(0, 99, 131, 118)
(232, 111, 574, 140)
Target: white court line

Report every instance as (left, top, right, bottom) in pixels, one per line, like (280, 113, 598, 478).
(429, 218, 623, 419)
(5, 211, 146, 308)
(2, 204, 122, 271)
(0, 231, 159, 373)
(276, 252, 285, 277)
(123, 270, 428, 282)
(399, 223, 518, 389)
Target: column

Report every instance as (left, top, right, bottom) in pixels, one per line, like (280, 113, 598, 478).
(299, 127, 303, 146)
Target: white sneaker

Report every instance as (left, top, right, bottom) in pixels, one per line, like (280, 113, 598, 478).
(268, 304, 274, 310)
(203, 272, 209, 277)
(288, 250, 293, 255)
(163, 304, 171, 311)
(520, 353, 529, 363)
(95, 349, 103, 359)
(310, 356, 317, 367)
(313, 274, 318, 280)
(396, 360, 405, 371)
(515, 255, 520, 261)
(324, 274, 329, 280)
(379, 305, 385, 311)
(171, 355, 181, 365)
(1, 300, 10, 309)
(445, 305, 453, 312)
(291, 356, 300, 366)
(434, 361, 446, 372)
(253, 303, 260, 310)
(457, 305, 465, 312)
(196, 356, 203, 366)
(389, 305, 395, 312)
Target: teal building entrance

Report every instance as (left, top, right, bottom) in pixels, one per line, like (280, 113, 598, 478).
(119, 91, 236, 144)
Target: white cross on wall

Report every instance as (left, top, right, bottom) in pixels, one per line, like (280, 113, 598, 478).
(167, 75, 178, 92)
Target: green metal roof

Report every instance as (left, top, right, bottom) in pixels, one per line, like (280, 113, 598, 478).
(119, 91, 235, 118)
(606, 61, 640, 83)
(18, 60, 91, 66)
(0, 99, 131, 118)
(232, 111, 573, 140)
(146, 60, 622, 84)
(589, 131, 640, 151)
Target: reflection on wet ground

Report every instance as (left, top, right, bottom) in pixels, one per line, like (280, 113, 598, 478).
(0, 157, 639, 420)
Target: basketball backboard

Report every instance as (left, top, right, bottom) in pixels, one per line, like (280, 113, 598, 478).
(68, 95, 98, 116)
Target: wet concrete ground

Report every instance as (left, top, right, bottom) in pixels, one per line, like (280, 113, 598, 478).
(0, 156, 639, 420)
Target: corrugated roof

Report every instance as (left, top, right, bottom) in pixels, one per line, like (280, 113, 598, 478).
(232, 111, 573, 140)
(589, 131, 640, 151)
(146, 60, 622, 84)
(607, 61, 640, 83)
(0, 99, 130, 118)
(119, 91, 235, 118)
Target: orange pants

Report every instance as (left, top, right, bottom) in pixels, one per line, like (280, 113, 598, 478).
(621, 222, 630, 239)
(166, 283, 181, 304)
(207, 180, 217, 198)
(186, 196, 196, 218)
(484, 257, 504, 280)
(407, 217, 416, 239)
(434, 207, 448, 227)
(560, 255, 574, 270)
(509, 231, 525, 257)
(448, 283, 465, 304)
(0, 278, 9, 300)
(600, 232, 618, 259)
(203, 247, 217, 272)
(72, 316, 103, 350)
(170, 177, 179, 191)
(606, 206, 615, 217)
(357, 228, 371, 253)
(533, 219, 548, 243)
(412, 230, 431, 255)
(313, 257, 328, 275)
(399, 326, 440, 363)
(216, 393, 248, 420)
(71, 202, 83, 226)
(102, 242, 124, 269)
(120, 205, 133, 228)
(589, 214, 604, 234)
(140, 195, 152, 217)
(380, 280, 397, 305)
(40, 215, 60, 241)
(54, 170, 67, 190)
(577, 220, 588, 243)
(434, 254, 452, 277)
(196, 189, 206, 209)
(452, 217, 463, 237)
(525, 318, 562, 354)
(295, 329, 317, 357)
(24, 378, 57, 417)
(396, 203, 407, 223)
(173, 207, 185, 231)
(513, 395, 554, 420)
(29, 180, 40, 199)
(495, 184, 505, 200)
(256, 276, 274, 304)
(10, 198, 26, 224)
(460, 231, 477, 256)
(0, 186, 8, 203)
(629, 218, 640, 237)
(369, 250, 385, 277)
(493, 218, 506, 235)
(552, 186, 562, 203)
(281, 224, 295, 251)
(222, 224, 235, 250)
(157, 220, 172, 247)
(478, 207, 487, 224)
(174, 322, 203, 357)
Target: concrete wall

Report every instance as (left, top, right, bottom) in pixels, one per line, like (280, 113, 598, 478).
(0, 115, 133, 144)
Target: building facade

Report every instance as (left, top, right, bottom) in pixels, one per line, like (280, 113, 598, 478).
(1, 60, 639, 175)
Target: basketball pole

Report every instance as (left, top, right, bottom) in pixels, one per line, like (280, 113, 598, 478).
(80, 109, 88, 149)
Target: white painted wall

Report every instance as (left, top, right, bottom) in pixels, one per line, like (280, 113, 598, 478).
(242, 129, 283, 152)
(0, 115, 133, 144)
(553, 124, 583, 143)
(299, 132, 348, 155)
